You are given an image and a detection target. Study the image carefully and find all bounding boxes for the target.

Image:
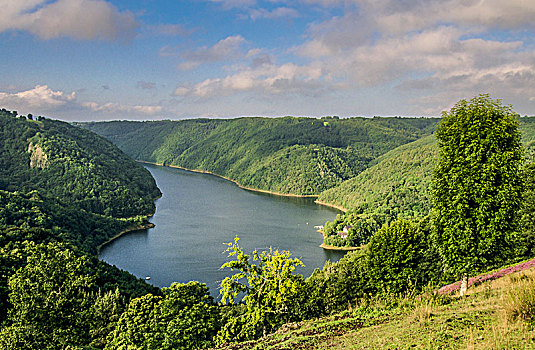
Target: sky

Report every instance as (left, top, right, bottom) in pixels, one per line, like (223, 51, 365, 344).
(0, 0, 534, 121)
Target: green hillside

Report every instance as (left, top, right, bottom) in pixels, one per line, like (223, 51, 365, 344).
(0, 109, 166, 348)
(80, 116, 439, 195)
(320, 116, 535, 248)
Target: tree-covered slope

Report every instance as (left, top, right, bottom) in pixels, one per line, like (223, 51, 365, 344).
(0, 109, 164, 348)
(318, 134, 437, 216)
(320, 116, 535, 247)
(81, 116, 440, 195)
(1, 110, 160, 218)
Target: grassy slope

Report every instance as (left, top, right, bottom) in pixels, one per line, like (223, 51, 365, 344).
(216, 266, 535, 350)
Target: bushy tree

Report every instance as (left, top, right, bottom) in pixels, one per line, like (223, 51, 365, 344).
(367, 219, 439, 293)
(432, 95, 523, 294)
(105, 281, 219, 350)
(0, 242, 101, 349)
(304, 248, 372, 316)
(216, 237, 305, 344)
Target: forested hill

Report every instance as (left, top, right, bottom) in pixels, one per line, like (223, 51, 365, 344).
(0, 109, 161, 252)
(0, 109, 163, 347)
(79, 116, 439, 195)
(319, 117, 535, 247)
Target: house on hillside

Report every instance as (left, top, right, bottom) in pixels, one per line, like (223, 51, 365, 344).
(337, 225, 352, 239)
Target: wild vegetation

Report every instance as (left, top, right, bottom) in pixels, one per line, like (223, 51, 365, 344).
(80, 116, 439, 195)
(1, 96, 535, 349)
(320, 116, 535, 248)
(0, 109, 161, 349)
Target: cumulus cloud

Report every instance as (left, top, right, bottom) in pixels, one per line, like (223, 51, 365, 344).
(174, 61, 324, 97)
(0, 85, 163, 119)
(179, 0, 534, 115)
(0, 0, 138, 41)
(0, 85, 76, 110)
(177, 35, 247, 70)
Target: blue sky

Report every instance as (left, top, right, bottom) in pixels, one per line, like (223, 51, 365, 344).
(0, 0, 534, 121)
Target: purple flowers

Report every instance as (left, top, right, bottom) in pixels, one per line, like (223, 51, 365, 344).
(438, 257, 535, 294)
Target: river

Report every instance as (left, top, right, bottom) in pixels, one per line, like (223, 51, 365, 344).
(99, 164, 346, 295)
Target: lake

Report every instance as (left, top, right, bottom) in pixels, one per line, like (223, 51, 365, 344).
(99, 164, 346, 295)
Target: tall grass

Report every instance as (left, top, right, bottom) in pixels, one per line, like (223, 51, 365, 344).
(503, 272, 535, 323)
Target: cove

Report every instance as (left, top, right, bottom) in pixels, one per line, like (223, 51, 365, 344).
(99, 164, 346, 294)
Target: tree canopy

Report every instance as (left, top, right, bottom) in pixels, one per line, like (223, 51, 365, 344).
(432, 95, 523, 277)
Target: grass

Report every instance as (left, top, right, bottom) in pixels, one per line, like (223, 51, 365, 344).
(214, 268, 535, 350)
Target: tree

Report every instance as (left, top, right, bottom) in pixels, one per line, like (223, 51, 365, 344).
(432, 95, 523, 295)
(0, 242, 97, 349)
(105, 281, 219, 350)
(367, 219, 434, 293)
(216, 237, 305, 344)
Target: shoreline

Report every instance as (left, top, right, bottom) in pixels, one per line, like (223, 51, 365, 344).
(320, 243, 360, 251)
(137, 160, 321, 199)
(97, 223, 155, 253)
(313, 200, 347, 213)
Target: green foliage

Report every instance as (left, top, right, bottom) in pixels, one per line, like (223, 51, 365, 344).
(106, 281, 220, 350)
(367, 219, 442, 293)
(0, 242, 121, 349)
(320, 135, 438, 247)
(323, 211, 387, 247)
(0, 108, 161, 348)
(216, 237, 305, 344)
(515, 162, 535, 259)
(81, 116, 439, 195)
(432, 95, 523, 277)
(0, 109, 160, 219)
(304, 248, 373, 317)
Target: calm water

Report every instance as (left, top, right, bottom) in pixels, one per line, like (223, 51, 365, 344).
(99, 164, 345, 294)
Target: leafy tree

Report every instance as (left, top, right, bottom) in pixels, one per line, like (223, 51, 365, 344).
(105, 281, 219, 350)
(0, 242, 98, 349)
(367, 219, 441, 293)
(431, 95, 523, 295)
(304, 248, 372, 317)
(216, 237, 305, 344)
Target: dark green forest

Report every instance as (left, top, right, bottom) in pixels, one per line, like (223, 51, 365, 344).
(2, 99, 535, 349)
(0, 109, 161, 348)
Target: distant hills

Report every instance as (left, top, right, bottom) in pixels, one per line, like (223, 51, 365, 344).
(81, 115, 535, 248)
(79, 116, 439, 196)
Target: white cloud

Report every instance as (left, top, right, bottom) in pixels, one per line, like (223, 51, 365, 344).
(177, 35, 247, 70)
(173, 0, 535, 116)
(174, 61, 324, 97)
(248, 7, 300, 20)
(81, 102, 162, 115)
(0, 0, 138, 41)
(0, 85, 76, 110)
(0, 85, 163, 119)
